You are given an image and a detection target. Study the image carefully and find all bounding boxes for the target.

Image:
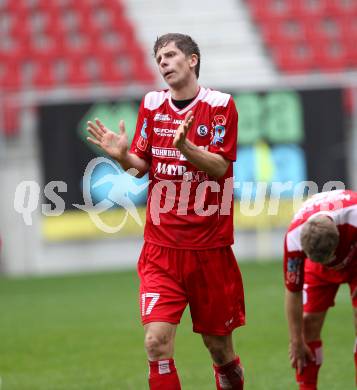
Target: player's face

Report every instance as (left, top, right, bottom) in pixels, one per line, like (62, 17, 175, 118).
(320, 251, 336, 266)
(155, 41, 197, 89)
(310, 250, 336, 266)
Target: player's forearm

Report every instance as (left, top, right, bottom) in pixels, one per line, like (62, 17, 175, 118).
(179, 139, 229, 179)
(116, 152, 149, 178)
(285, 289, 304, 344)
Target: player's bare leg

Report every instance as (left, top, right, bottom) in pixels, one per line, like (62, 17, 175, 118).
(144, 322, 181, 389)
(297, 312, 326, 390)
(202, 333, 244, 390)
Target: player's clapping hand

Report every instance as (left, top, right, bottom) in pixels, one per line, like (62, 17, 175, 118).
(173, 110, 194, 150)
(289, 340, 315, 375)
(87, 118, 128, 161)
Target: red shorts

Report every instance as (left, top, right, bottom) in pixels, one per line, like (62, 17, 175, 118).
(137, 242, 245, 335)
(303, 260, 357, 313)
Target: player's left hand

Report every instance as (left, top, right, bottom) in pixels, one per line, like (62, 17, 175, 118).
(173, 110, 194, 150)
(289, 340, 315, 375)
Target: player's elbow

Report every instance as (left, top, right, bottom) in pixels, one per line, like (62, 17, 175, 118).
(133, 170, 147, 179)
(213, 160, 230, 179)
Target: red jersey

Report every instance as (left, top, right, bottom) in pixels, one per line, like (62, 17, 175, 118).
(284, 190, 357, 291)
(129, 87, 238, 249)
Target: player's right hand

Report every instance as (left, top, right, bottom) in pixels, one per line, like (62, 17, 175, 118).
(289, 340, 315, 374)
(86, 118, 128, 161)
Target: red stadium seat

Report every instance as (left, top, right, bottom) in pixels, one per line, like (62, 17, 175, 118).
(66, 56, 93, 86)
(329, 0, 357, 17)
(341, 15, 357, 41)
(261, 19, 308, 45)
(0, 60, 21, 89)
(305, 16, 344, 44)
(315, 40, 349, 71)
(295, 0, 329, 18)
(2, 97, 20, 137)
(0, 0, 156, 91)
(246, 0, 357, 73)
(247, 0, 299, 21)
(98, 54, 125, 85)
(32, 60, 56, 88)
(273, 42, 316, 73)
(346, 41, 357, 67)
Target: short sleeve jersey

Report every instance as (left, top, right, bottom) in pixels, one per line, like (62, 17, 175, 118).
(284, 190, 357, 292)
(129, 87, 238, 249)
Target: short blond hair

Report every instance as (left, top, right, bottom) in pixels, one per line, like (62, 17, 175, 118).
(301, 215, 339, 263)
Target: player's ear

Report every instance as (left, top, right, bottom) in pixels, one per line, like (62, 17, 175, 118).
(189, 54, 198, 69)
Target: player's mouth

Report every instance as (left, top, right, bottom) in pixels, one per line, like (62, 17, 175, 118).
(164, 70, 175, 78)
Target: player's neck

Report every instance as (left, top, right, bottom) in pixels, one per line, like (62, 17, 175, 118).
(170, 79, 199, 101)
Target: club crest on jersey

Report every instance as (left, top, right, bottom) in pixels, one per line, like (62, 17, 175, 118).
(287, 257, 302, 272)
(197, 124, 208, 136)
(286, 257, 302, 285)
(213, 115, 226, 126)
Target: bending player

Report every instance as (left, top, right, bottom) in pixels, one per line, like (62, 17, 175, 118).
(284, 189, 357, 389)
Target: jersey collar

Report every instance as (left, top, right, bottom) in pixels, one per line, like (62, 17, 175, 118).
(168, 87, 207, 115)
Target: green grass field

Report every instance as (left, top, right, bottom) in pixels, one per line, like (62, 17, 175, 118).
(0, 261, 354, 389)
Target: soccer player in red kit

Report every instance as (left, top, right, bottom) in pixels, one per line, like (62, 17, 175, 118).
(284, 189, 357, 389)
(86, 33, 245, 389)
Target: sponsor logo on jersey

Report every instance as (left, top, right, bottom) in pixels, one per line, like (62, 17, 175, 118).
(156, 162, 187, 176)
(151, 147, 205, 162)
(153, 127, 176, 137)
(136, 118, 149, 151)
(197, 124, 208, 136)
(152, 147, 181, 159)
(154, 113, 172, 122)
(183, 171, 209, 182)
(211, 125, 225, 145)
(210, 114, 227, 145)
(140, 118, 148, 139)
(173, 119, 184, 125)
(154, 163, 208, 182)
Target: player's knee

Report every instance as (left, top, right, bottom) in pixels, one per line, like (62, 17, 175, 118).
(144, 332, 171, 360)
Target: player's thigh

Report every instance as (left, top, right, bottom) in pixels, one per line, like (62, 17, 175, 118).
(303, 311, 327, 342)
(138, 243, 187, 325)
(303, 273, 338, 340)
(187, 246, 245, 335)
